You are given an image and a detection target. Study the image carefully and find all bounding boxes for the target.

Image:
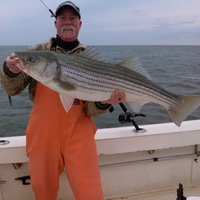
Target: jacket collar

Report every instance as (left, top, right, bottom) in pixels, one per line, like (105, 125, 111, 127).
(47, 37, 86, 54)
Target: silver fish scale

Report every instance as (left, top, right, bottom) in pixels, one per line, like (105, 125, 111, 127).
(57, 53, 179, 107)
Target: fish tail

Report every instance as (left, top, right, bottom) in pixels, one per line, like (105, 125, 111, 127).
(168, 95, 200, 126)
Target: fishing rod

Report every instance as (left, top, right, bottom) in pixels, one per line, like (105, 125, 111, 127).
(40, 0, 56, 18)
(8, 95, 12, 106)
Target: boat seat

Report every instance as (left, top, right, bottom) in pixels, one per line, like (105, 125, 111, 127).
(187, 197, 200, 200)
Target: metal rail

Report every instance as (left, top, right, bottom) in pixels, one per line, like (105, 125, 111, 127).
(99, 153, 198, 169)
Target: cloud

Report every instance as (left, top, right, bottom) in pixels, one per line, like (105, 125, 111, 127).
(0, 0, 199, 45)
(180, 21, 195, 25)
(132, 10, 145, 16)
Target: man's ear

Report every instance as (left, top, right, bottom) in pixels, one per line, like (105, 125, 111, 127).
(54, 20, 57, 29)
(79, 20, 82, 28)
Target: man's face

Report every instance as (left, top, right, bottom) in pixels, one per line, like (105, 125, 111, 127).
(55, 7, 82, 42)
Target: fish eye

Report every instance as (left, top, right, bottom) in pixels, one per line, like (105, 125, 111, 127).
(26, 56, 35, 63)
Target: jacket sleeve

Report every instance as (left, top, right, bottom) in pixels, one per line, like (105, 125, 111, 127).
(0, 42, 49, 96)
(0, 61, 31, 96)
(84, 101, 112, 116)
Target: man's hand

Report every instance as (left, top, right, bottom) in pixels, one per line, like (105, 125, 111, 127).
(101, 90, 126, 105)
(5, 53, 21, 74)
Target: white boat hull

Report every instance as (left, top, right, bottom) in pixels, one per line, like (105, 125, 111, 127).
(1, 120, 200, 200)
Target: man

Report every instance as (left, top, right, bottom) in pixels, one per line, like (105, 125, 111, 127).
(0, 1, 125, 200)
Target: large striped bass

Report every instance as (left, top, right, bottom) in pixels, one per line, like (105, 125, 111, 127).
(15, 48, 200, 126)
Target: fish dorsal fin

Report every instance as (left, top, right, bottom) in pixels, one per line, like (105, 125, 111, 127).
(119, 57, 152, 80)
(79, 47, 104, 61)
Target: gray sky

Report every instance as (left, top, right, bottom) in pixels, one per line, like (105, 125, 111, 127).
(0, 0, 199, 46)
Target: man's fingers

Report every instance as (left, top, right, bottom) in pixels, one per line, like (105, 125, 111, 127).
(5, 54, 21, 74)
(100, 90, 126, 105)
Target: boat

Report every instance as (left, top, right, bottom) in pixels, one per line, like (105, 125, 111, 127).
(0, 120, 200, 200)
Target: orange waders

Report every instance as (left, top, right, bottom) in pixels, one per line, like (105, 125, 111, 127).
(26, 82, 104, 200)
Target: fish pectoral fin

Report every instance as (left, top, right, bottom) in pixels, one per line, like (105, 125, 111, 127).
(59, 94, 75, 112)
(127, 101, 148, 113)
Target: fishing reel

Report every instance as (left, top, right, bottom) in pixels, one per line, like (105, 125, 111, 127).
(118, 112, 145, 124)
(110, 103, 146, 132)
(118, 103, 146, 132)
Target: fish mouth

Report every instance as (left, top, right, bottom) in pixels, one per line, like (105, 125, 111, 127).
(14, 53, 28, 70)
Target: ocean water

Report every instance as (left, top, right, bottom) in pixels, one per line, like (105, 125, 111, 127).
(0, 45, 200, 137)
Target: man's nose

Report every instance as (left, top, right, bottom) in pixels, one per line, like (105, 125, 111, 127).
(64, 18, 72, 25)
